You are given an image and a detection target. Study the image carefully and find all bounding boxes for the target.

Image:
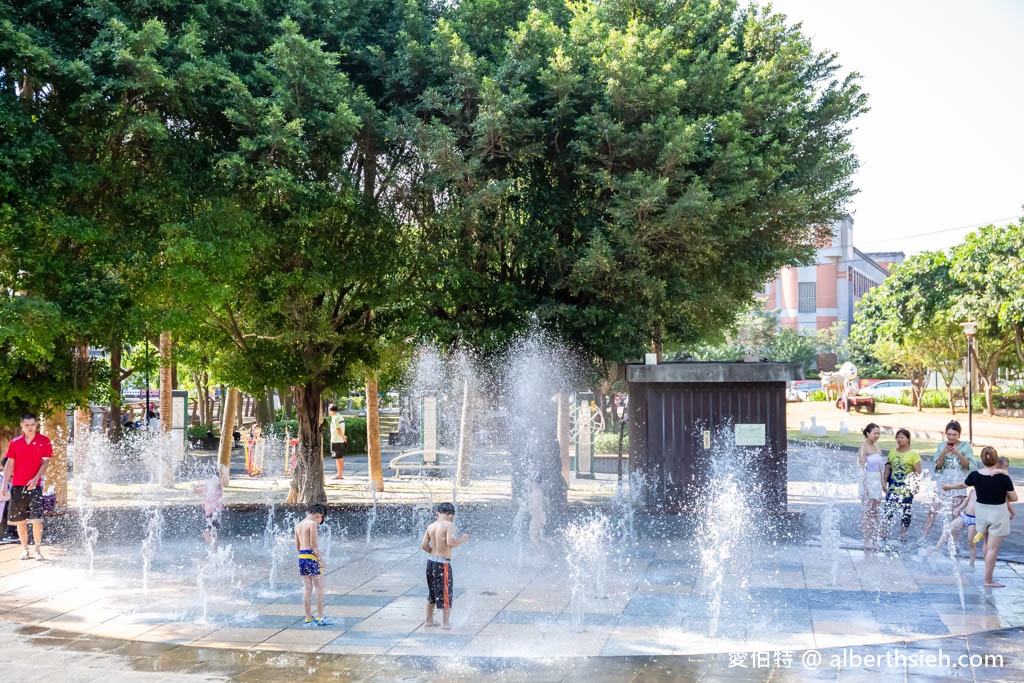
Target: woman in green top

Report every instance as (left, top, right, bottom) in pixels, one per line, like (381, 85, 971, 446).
(882, 428, 922, 544)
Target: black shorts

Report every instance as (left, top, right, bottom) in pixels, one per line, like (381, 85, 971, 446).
(7, 486, 44, 523)
(426, 559, 453, 609)
(330, 442, 346, 459)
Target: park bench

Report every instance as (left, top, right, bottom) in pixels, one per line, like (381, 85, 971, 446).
(388, 448, 458, 479)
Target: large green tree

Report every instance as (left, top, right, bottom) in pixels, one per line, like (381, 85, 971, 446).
(161, 14, 413, 503)
(0, 2, 202, 429)
(947, 221, 1024, 414)
(851, 222, 1024, 414)
(408, 0, 867, 363)
(850, 252, 962, 410)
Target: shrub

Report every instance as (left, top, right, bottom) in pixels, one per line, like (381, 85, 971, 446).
(995, 393, 1024, 410)
(341, 416, 368, 454)
(594, 429, 629, 454)
(187, 423, 217, 438)
(807, 390, 828, 402)
(267, 416, 368, 455)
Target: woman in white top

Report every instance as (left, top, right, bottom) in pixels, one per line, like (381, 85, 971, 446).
(858, 422, 886, 551)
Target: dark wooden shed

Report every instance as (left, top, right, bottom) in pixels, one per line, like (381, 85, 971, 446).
(627, 362, 802, 517)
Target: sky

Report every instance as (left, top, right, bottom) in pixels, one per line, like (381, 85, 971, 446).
(766, 0, 1024, 256)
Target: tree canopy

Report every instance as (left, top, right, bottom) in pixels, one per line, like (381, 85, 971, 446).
(851, 220, 1024, 413)
(409, 0, 867, 359)
(2, 0, 870, 500)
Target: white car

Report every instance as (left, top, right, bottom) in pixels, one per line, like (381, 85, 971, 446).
(860, 379, 914, 399)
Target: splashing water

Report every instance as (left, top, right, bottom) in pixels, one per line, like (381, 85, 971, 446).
(366, 483, 379, 545)
(141, 504, 163, 593)
(563, 516, 611, 632)
(612, 471, 646, 543)
(196, 544, 238, 623)
(942, 515, 967, 610)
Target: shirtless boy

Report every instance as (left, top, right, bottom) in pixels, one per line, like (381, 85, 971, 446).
(295, 504, 328, 625)
(421, 502, 469, 630)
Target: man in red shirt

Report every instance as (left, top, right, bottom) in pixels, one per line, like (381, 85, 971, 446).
(0, 413, 52, 560)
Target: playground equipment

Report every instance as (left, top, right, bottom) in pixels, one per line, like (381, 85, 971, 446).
(283, 428, 299, 475)
(244, 425, 265, 477)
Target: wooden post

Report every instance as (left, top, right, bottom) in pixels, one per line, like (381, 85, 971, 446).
(366, 375, 383, 492)
(42, 407, 69, 508)
(218, 388, 240, 487)
(73, 407, 91, 498)
(159, 332, 173, 434)
(556, 391, 572, 484)
(456, 377, 474, 487)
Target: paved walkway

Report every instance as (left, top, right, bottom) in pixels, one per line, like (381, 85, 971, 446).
(4, 448, 1024, 679)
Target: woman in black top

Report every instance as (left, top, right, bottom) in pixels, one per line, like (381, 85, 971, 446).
(944, 446, 1017, 587)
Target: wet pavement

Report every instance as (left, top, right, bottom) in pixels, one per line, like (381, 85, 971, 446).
(6, 444, 1024, 680)
(1, 618, 1022, 681)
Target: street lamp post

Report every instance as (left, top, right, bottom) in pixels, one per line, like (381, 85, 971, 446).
(961, 321, 977, 445)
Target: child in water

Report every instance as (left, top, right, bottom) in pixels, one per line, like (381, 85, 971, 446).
(192, 469, 224, 551)
(295, 504, 329, 626)
(421, 502, 469, 630)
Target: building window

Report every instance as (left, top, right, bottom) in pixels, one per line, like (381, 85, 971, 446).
(798, 282, 816, 313)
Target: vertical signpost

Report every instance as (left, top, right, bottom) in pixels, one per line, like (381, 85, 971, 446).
(573, 392, 595, 479)
(421, 393, 438, 465)
(171, 389, 188, 464)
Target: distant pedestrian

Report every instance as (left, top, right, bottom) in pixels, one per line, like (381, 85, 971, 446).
(327, 404, 346, 480)
(882, 428, 921, 546)
(0, 413, 52, 561)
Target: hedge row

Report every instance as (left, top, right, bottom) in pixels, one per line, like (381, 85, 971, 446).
(266, 416, 369, 455)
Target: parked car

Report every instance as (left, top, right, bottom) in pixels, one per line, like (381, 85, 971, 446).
(786, 380, 822, 402)
(860, 379, 914, 399)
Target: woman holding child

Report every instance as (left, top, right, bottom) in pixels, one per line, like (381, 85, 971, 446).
(944, 446, 1017, 587)
(858, 423, 886, 550)
(921, 420, 975, 541)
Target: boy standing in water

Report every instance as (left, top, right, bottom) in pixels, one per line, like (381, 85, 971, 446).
(421, 502, 469, 630)
(295, 504, 328, 625)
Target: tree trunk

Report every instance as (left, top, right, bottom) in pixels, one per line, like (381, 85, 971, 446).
(109, 338, 124, 441)
(42, 407, 68, 508)
(159, 332, 173, 434)
(217, 387, 240, 487)
(290, 382, 327, 504)
(283, 388, 294, 419)
(235, 392, 244, 427)
(192, 370, 207, 425)
(366, 375, 383, 492)
(73, 407, 90, 497)
(254, 386, 274, 425)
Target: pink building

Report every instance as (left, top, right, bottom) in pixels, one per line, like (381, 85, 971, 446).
(763, 216, 903, 339)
